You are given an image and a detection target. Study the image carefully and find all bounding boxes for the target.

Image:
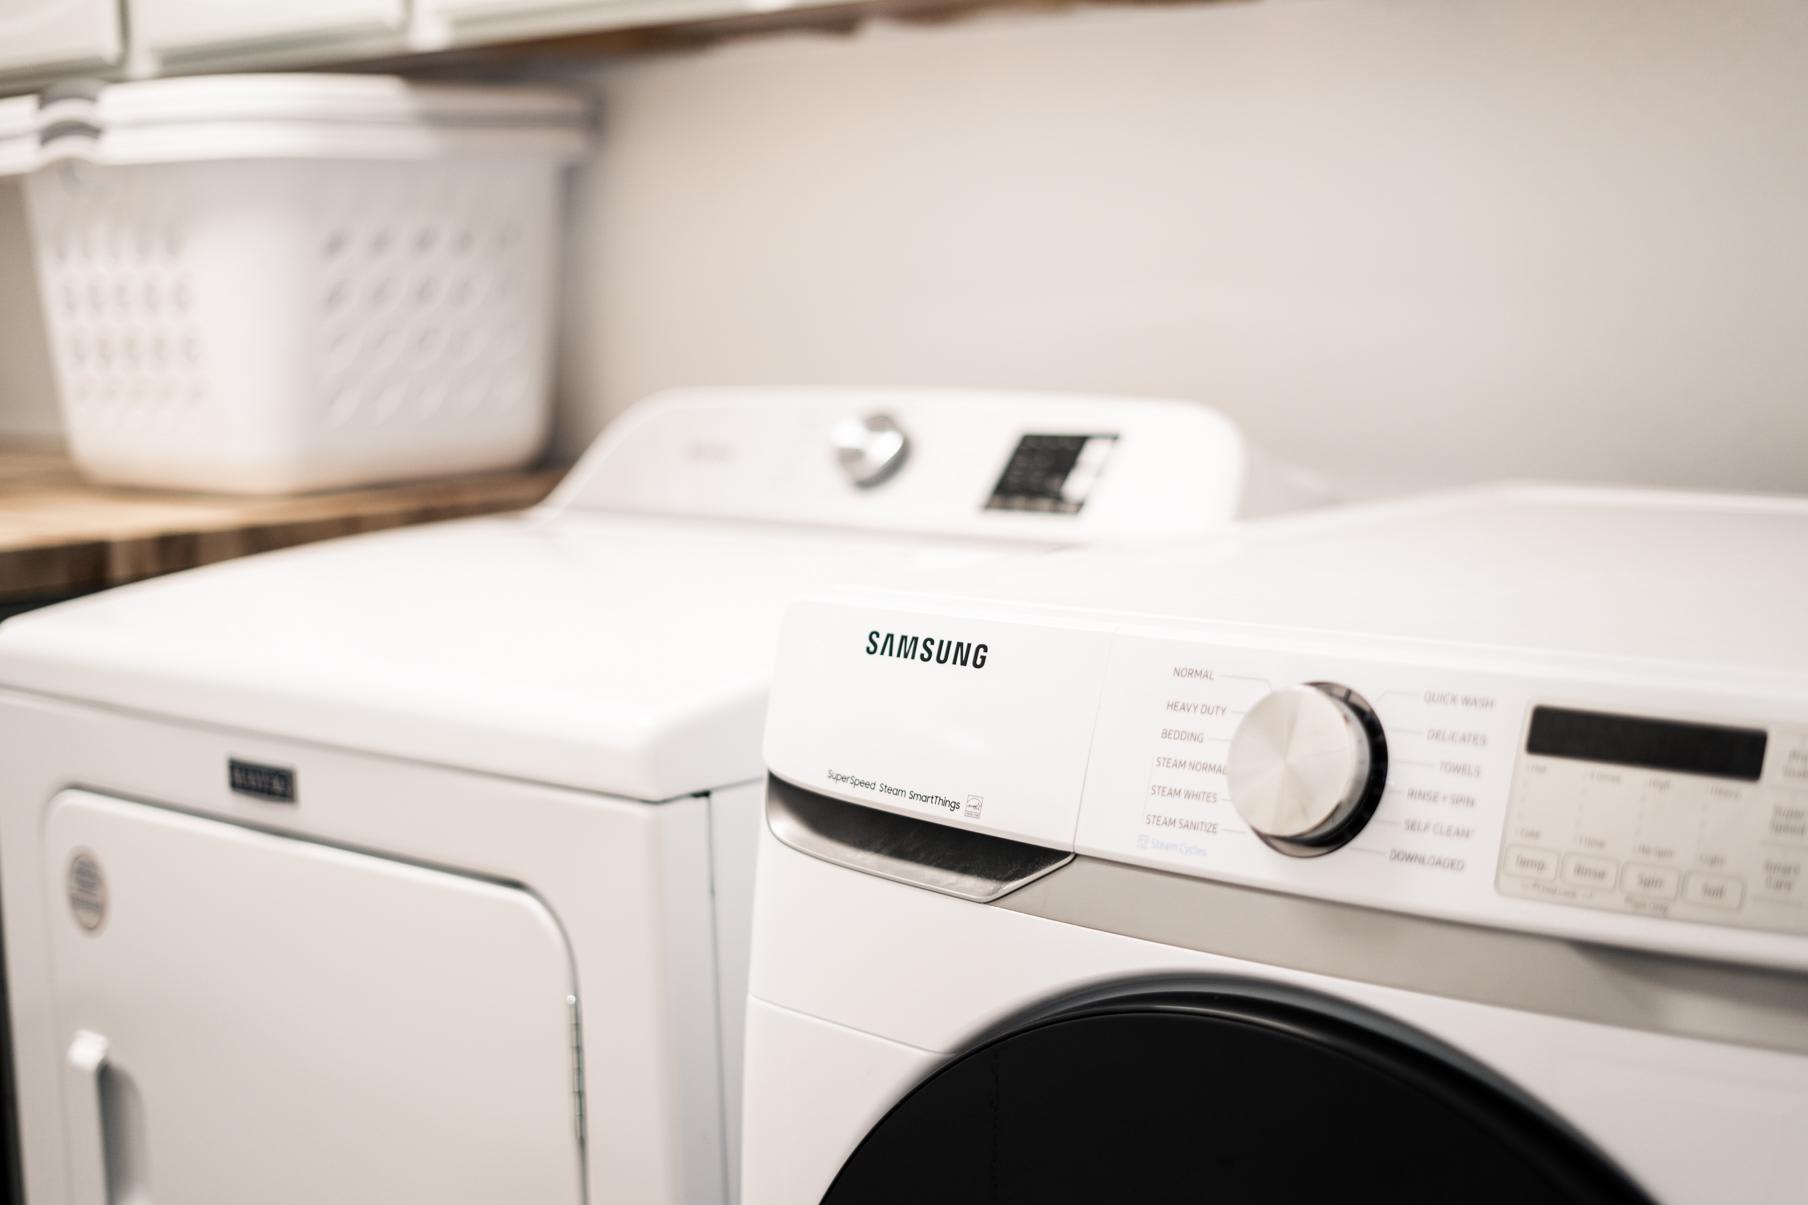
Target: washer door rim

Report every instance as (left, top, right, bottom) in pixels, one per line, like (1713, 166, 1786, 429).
(822, 978, 1655, 1205)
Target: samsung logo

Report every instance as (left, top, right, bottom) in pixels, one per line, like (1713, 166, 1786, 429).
(865, 631, 989, 668)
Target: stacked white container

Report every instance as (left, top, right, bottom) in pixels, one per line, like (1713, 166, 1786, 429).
(0, 76, 589, 493)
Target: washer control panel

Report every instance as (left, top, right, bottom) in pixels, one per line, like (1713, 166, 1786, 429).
(1496, 706, 1808, 934)
(768, 598, 1808, 967)
(1075, 637, 1525, 911)
(1064, 632, 1808, 963)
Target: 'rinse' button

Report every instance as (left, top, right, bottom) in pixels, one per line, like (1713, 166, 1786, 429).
(1562, 853, 1618, 889)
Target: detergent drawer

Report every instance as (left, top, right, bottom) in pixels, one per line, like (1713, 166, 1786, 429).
(43, 789, 585, 1205)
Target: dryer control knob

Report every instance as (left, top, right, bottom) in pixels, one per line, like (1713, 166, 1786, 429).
(832, 412, 910, 489)
(1226, 683, 1387, 856)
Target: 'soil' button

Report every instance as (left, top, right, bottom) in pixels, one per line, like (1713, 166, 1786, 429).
(1683, 872, 1745, 911)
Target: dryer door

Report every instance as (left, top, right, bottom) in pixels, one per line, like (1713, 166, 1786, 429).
(43, 790, 584, 1205)
(824, 988, 1653, 1205)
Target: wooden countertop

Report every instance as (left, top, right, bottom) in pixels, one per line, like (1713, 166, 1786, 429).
(0, 448, 566, 605)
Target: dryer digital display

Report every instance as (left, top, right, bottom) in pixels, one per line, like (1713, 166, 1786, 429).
(985, 434, 1117, 514)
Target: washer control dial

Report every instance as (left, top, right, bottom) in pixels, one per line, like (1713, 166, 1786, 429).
(1227, 683, 1387, 856)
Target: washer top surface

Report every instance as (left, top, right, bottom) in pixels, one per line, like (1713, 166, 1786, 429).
(0, 510, 996, 799)
(849, 484, 1808, 678)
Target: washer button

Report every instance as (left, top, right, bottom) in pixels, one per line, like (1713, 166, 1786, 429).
(1683, 872, 1745, 910)
(1622, 863, 1680, 899)
(1503, 846, 1560, 881)
(1561, 853, 1618, 889)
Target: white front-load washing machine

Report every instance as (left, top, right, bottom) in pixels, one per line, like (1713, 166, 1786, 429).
(747, 485, 1808, 1204)
(0, 387, 1317, 1205)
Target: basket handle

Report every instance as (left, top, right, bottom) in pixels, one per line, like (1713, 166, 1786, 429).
(39, 78, 105, 106)
(37, 77, 105, 157)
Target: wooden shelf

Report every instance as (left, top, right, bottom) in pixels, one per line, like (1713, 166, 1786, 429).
(0, 448, 565, 605)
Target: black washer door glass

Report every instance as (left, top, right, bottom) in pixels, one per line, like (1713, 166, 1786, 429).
(824, 993, 1651, 1205)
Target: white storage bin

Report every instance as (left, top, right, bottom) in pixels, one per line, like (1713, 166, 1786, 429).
(0, 76, 589, 493)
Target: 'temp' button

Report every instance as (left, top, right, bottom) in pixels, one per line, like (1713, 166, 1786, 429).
(1504, 846, 1560, 881)
(1683, 872, 1745, 911)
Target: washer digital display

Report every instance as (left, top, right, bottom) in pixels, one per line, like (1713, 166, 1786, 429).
(1525, 706, 1767, 782)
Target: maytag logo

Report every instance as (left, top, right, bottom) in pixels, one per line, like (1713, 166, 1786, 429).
(229, 759, 297, 803)
(865, 630, 988, 668)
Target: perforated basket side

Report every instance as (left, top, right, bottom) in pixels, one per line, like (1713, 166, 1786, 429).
(22, 155, 559, 493)
(25, 159, 218, 453)
(309, 158, 558, 442)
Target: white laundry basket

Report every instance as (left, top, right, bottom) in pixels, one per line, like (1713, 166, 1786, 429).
(0, 76, 589, 494)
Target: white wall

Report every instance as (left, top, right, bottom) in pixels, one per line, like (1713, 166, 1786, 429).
(561, 0, 1808, 494)
(1, 0, 1804, 488)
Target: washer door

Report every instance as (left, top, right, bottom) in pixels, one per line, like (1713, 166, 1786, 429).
(44, 790, 584, 1204)
(824, 989, 1652, 1204)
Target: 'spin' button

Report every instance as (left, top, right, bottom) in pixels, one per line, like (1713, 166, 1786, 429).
(1622, 863, 1680, 900)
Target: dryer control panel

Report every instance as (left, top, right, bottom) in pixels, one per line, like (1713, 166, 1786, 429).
(549, 387, 1326, 543)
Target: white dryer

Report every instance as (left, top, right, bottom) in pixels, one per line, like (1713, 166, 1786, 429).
(0, 388, 1314, 1205)
(748, 486, 1808, 1204)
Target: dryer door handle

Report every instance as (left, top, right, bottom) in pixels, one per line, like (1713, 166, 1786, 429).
(64, 1030, 112, 1205)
